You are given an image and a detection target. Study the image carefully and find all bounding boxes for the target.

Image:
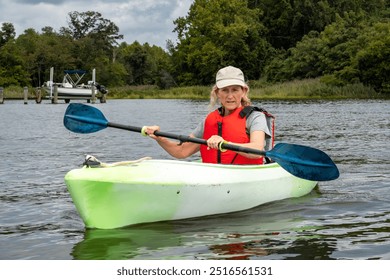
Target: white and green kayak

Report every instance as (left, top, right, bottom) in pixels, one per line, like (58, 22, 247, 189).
(65, 158, 317, 229)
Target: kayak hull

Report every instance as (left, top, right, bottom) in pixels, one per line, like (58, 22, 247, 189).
(64, 159, 317, 229)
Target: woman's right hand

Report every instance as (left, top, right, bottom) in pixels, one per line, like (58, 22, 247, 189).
(143, 125, 160, 140)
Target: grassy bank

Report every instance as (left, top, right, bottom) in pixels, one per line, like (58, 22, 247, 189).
(107, 78, 385, 100)
(1, 78, 387, 100)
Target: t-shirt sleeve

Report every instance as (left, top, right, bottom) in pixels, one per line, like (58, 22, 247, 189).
(246, 111, 271, 138)
(192, 119, 205, 138)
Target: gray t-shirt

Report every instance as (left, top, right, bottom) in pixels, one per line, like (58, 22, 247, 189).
(192, 111, 272, 149)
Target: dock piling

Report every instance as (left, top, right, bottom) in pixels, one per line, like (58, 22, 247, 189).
(23, 87, 28, 104)
(91, 68, 96, 104)
(0, 87, 3, 104)
(53, 85, 58, 104)
(36, 88, 42, 104)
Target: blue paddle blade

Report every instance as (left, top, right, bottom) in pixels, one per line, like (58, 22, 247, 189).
(266, 143, 339, 181)
(64, 103, 108, 133)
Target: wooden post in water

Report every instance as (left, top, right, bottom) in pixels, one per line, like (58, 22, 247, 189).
(36, 87, 42, 104)
(100, 93, 106, 103)
(23, 87, 28, 104)
(0, 87, 4, 104)
(53, 84, 58, 104)
(49, 67, 54, 100)
(91, 68, 96, 104)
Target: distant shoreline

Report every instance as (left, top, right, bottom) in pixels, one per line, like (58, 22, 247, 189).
(1, 78, 388, 101)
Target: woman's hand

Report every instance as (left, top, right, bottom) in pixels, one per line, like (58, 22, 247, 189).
(142, 125, 160, 140)
(207, 135, 225, 150)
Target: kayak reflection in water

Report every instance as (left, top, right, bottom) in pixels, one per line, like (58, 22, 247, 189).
(143, 66, 273, 165)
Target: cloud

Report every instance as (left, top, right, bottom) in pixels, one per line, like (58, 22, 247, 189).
(0, 0, 192, 49)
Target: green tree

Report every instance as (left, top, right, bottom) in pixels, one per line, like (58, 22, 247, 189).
(354, 21, 390, 94)
(146, 44, 176, 88)
(0, 22, 15, 47)
(0, 22, 18, 86)
(265, 13, 366, 82)
(96, 61, 128, 87)
(172, 0, 271, 85)
(0, 39, 30, 87)
(38, 27, 76, 84)
(122, 41, 151, 85)
(253, 0, 334, 49)
(13, 28, 75, 87)
(117, 41, 173, 88)
(249, 0, 387, 50)
(61, 11, 123, 45)
(60, 11, 124, 85)
(265, 11, 390, 94)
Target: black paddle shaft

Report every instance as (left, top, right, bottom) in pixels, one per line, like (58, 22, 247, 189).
(108, 121, 206, 144)
(107, 122, 266, 156)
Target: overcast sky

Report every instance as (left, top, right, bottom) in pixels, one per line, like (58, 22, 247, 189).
(0, 0, 193, 49)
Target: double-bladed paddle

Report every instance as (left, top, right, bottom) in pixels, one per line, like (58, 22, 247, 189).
(63, 103, 339, 181)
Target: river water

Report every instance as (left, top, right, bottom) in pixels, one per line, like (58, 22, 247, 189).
(0, 99, 389, 260)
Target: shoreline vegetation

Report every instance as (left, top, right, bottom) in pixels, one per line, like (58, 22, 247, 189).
(2, 78, 387, 101)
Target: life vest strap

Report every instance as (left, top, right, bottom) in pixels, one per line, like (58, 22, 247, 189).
(240, 106, 276, 163)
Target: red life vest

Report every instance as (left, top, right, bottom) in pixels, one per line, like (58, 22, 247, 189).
(200, 107, 264, 165)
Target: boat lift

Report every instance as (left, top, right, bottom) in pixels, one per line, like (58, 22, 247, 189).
(45, 67, 107, 103)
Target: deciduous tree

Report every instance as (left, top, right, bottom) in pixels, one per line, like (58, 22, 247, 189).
(172, 0, 271, 85)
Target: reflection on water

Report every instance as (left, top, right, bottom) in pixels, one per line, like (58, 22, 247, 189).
(69, 214, 343, 260)
(70, 194, 390, 260)
(0, 99, 389, 260)
(71, 216, 289, 260)
(72, 224, 182, 260)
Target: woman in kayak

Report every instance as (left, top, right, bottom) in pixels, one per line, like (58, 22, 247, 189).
(143, 66, 271, 165)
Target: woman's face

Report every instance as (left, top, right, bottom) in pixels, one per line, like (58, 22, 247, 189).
(217, 85, 247, 114)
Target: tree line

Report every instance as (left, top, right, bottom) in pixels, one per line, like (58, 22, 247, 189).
(0, 0, 389, 95)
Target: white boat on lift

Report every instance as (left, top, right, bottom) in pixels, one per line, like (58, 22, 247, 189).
(43, 67, 107, 103)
